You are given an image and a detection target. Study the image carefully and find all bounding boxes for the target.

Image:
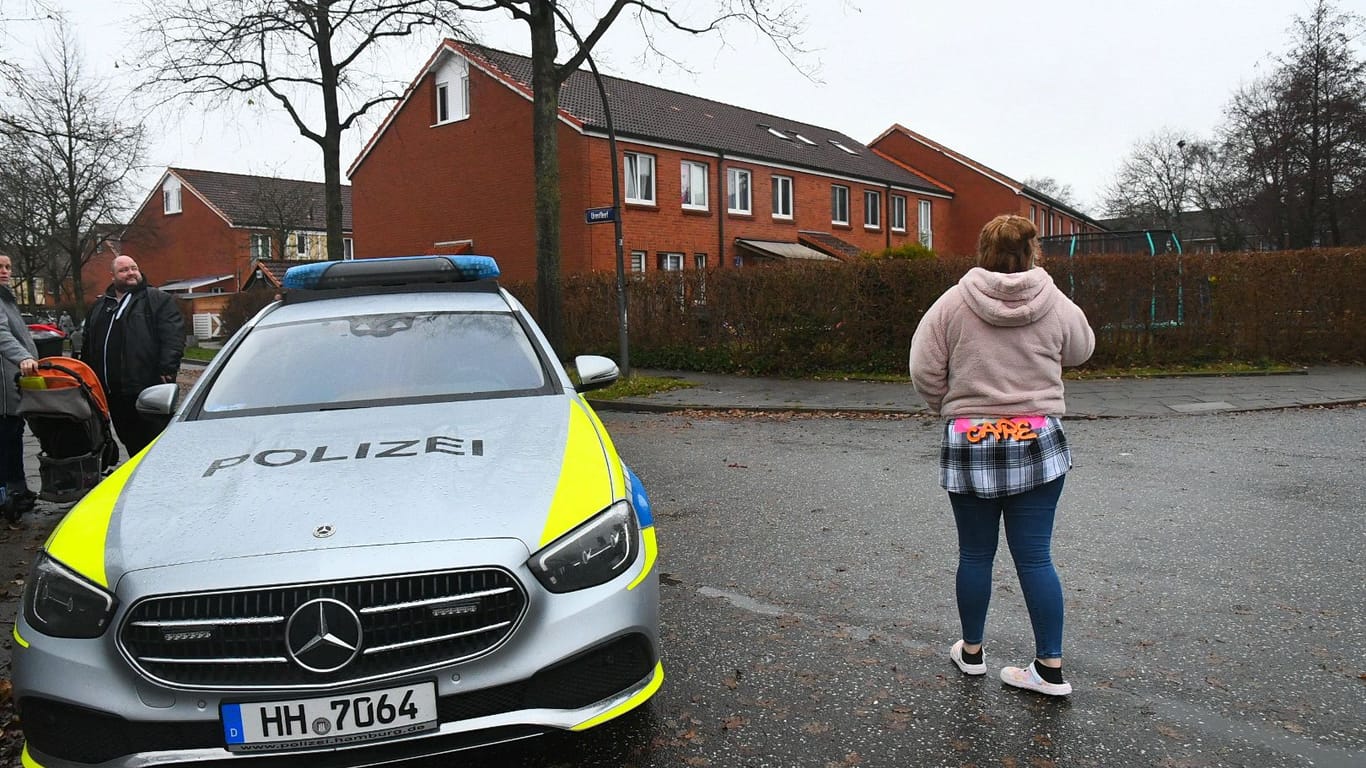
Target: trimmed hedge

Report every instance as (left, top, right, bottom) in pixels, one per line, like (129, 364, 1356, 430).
(508, 248, 1364, 376)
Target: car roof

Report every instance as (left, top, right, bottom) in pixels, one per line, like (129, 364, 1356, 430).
(259, 288, 516, 326)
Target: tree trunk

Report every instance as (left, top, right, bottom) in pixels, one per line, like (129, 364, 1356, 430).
(313, 8, 346, 262)
(528, 2, 565, 356)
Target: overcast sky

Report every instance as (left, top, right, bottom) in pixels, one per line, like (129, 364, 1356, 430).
(3, 0, 1339, 215)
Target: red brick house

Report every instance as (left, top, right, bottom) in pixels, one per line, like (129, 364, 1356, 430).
(349, 42, 952, 281)
(105, 168, 354, 306)
(869, 124, 1104, 257)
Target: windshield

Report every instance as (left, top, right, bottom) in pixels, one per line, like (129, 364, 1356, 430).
(199, 311, 549, 416)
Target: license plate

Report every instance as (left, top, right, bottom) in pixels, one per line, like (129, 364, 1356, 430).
(222, 681, 438, 752)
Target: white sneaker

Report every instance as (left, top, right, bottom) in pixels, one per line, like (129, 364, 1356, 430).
(1000, 662, 1072, 696)
(949, 640, 986, 676)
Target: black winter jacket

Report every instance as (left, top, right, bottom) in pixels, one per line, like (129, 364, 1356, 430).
(80, 279, 186, 395)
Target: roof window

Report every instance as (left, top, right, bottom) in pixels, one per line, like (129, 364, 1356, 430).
(828, 140, 860, 156)
(759, 124, 792, 141)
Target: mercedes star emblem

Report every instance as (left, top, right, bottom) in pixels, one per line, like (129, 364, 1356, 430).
(285, 598, 362, 673)
(313, 525, 335, 538)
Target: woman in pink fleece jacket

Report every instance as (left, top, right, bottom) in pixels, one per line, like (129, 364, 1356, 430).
(909, 214, 1094, 696)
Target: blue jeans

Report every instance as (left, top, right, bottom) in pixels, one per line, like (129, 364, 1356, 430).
(949, 476, 1066, 660)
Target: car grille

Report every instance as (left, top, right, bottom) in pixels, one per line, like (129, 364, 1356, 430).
(119, 568, 527, 689)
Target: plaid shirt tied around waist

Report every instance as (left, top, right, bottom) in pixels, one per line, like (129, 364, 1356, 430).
(939, 415, 1071, 498)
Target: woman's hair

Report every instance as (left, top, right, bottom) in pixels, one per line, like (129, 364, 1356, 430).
(976, 214, 1039, 273)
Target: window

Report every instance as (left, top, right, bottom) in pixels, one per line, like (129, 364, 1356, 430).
(1029, 205, 1037, 223)
(727, 168, 751, 214)
(657, 252, 683, 271)
(918, 200, 933, 247)
(436, 81, 450, 123)
(1050, 213, 1057, 236)
(760, 124, 791, 141)
(343, 237, 354, 260)
(624, 152, 655, 205)
(162, 178, 181, 215)
(250, 234, 270, 260)
(694, 253, 708, 270)
(295, 232, 308, 257)
(434, 57, 469, 124)
(891, 195, 907, 232)
(629, 250, 646, 274)
(772, 175, 794, 219)
(864, 190, 881, 229)
(831, 185, 850, 225)
(681, 161, 708, 210)
(829, 140, 859, 155)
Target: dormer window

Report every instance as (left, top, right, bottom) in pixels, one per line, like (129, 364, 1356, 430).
(829, 140, 860, 156)
(433, 56, 469, 125)
(162, 177, 182, 215)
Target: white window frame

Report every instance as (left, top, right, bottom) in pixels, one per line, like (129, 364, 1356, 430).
(864, 190, 881, 230)
(432, 57, 469, 125)
(694, 253, 708, 270)
(658, 252, 684, 272)
(624, 152, 656, 205)
(727, 168, 751, 214)
(918, 200, 933, 247)
(831, 184, 850, 226)
(343, 237, 354, 260)
(772, 175, 794, 220)
(891, 195, 907, 232)
(162, 178, 182, 215)
(681, 160, 708, 210)
(250, 233, 269, 260)
(629, 250, 646, 273)
(295, 232, 308, 257)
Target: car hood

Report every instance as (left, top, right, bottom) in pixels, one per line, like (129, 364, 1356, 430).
(81, 395, 621, 584)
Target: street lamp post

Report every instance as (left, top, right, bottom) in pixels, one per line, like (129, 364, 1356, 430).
(554, 10, 629, 377)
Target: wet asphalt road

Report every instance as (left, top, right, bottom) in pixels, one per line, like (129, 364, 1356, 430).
(416, 406, 1365, 768)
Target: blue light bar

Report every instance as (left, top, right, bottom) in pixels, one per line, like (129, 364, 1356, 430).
(282, 255, 500, 290)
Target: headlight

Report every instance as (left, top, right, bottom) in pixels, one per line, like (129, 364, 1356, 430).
(528, 500, 639, 593)
(22, 552, 117, 638)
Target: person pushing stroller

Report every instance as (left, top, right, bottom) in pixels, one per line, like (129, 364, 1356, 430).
(0, 255, 40, 516)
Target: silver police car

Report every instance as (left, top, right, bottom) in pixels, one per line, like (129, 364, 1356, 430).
(13, 255, 661, 766)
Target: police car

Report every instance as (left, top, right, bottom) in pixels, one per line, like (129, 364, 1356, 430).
(12, 255, 661, 766)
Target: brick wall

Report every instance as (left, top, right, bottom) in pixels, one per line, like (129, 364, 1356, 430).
(114, 184, 250, 302)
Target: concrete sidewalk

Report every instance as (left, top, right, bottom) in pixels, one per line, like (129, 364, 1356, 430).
(593, 366, 1366, 418)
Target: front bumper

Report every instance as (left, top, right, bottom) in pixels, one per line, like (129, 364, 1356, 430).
(13, 538, 661, 767)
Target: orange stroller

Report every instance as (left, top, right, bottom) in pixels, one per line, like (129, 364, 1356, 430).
(16, 356, 119, 505)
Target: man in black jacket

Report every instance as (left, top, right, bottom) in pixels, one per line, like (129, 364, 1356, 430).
(81, 255, 185, 458)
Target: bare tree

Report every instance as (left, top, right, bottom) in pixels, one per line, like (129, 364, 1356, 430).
(1100, 128, 1205, 233)
(0, 132, 59, 303)
(136, 1, 473, 263)
(0, 18, 145, 302)
(1021, 176, 1078, 208)
(242, 175, 323, 262)
(439, 0, 807, 354)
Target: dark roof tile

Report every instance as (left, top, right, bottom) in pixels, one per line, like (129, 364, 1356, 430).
(172, 168, 353, 231)
(461, 44, 948, 197)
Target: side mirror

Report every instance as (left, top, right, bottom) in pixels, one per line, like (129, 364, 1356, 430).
(135, 382, 181, 416)
(574, 355, 619, 392)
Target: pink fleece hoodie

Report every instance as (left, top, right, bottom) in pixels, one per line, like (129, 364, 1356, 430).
(909, 266, 1094, 417)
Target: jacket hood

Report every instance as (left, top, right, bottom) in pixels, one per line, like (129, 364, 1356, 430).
(956, 267, 1060, 328)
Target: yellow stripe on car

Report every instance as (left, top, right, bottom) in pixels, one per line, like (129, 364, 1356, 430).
(22, 744, 45, 767)
(11, 624, 28, 648)
(44, 448, 149, 589)
(627, 526, 657, 591)
(540, 400, 618, 547)
(569, 661, 664, 731)
(579, 396, 626, 498)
